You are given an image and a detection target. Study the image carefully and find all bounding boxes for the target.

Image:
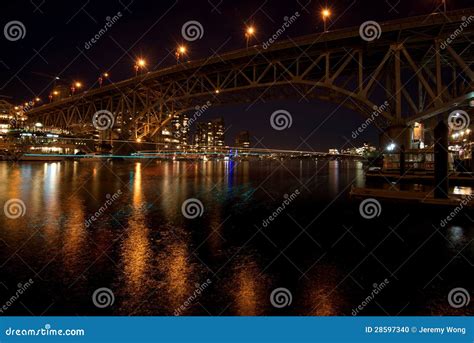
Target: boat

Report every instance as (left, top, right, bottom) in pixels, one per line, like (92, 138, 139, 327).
(17, 153, 67, 162)
(77, 152, 113, 161)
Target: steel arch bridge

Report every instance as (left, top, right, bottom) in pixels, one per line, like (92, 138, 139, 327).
(25, 9, 474, 141)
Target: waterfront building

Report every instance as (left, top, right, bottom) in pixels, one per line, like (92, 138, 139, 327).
(0, 100, 13, 134)
(234, 131, 251, 148)
(340, 143, 377, 156)
(158, 112, 189, 149)
(193, 117, 225, 149)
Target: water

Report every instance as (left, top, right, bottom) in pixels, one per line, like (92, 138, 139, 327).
(0, 160, 472, 316)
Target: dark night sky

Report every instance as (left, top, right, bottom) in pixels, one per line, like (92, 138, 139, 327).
(0, 0, 472, 151)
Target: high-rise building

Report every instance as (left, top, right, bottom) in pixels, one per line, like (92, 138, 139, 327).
(0, 100, 13, 134)
(212, 117, 225, 147)
(193, 117, 225, 149)
(193, 122, 208, 148)
(234, 131, 250, 148)
(158, 112, 189, 149)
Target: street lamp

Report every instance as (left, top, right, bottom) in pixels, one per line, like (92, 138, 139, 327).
(71, 81, 82, 95)
(99, 72, 109, 87)
(134, 58, 146, 76)
(175, 45, 187, 64)
(245, 26, 256, 48)
(321, 8, 331, 32)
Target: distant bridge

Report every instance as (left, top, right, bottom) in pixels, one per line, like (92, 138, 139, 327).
(25, 9, 474, 142)
(133, 147, 363, 159)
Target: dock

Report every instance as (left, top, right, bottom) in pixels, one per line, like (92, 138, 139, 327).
(350, 186, 474, 208)
(366, 171, 474, 186)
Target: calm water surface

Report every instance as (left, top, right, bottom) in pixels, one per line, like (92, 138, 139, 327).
(0, 160, 472, 315)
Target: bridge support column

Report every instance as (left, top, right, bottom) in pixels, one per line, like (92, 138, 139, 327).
(434, 120, 449, 199)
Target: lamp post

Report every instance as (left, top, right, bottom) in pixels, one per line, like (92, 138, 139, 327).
(245, 26, 255, 48)
(321, 8, 331, 32)
(51, 90, 59, 102)
(134, 59, 146, 76)
(175, 45, 187, 64)
(99, 72, 109, 87)
(71, 81, 82, 95)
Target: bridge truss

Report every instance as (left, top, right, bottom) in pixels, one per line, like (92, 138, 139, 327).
(25, 9, 474, 141)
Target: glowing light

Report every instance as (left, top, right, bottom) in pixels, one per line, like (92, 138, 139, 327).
(136, 138, 142, 143)
(215, 89, 220, 94)
(74, 82, 82, 88)
(178, 45, 187, 54)
(103, 72, 109, 78)
(35, 97, 41, 102)
(321, 8, 332, 32)
(321, 8, 331, 18)
(53, 90, 59, 95)
(246, 26, 255, 36)
(386, 143, 396, 151)
(245, 26, 256, 48)
(137, 59, 146, 67)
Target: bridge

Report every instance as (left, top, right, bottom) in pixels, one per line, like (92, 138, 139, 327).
(24, 9, 474, 147)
